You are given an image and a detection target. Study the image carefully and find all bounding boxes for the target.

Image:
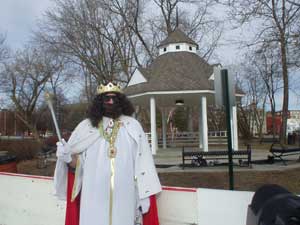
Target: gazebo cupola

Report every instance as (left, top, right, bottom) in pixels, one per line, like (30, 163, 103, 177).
(157, 28, 199, 56)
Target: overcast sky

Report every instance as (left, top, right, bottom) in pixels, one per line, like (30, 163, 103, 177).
(0, 0, 53, 49)
(0, 0, 299, 110)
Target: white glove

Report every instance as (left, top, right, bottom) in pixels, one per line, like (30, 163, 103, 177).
(56, 139, 72, 163)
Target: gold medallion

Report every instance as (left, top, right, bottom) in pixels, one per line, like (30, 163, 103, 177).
(109, 146, 117, 158)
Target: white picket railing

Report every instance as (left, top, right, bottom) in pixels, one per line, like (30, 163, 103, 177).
(208, 131, 228, 137)
(146, 131, 228, 147)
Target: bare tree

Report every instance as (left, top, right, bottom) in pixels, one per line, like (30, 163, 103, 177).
(225, 0, 300, 143)
(236, 63, 267, 139)
(237, 46, 282, 140)
(37, 0, 223, 81)
(0, 46, 64, 140)
(102, 0, 154, 64)
(0, 33, 9, 62)
(152, 0, 223, 61)
(207, 105, 226, 131)
(153, 0, 179, 34)
(287, 0, 300, 7)
(113, 0, 224, 61)
(80, 63, 96, 103)
(35, 0, 137, 87)
(237, 104, 253, 140)
(0, 34, 10, 108)
(252, 47, 282, 139)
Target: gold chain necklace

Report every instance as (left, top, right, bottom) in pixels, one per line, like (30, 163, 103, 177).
(98, 119, 121, 158)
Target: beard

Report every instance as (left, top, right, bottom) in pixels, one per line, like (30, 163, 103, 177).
(103, 103, 123, 119)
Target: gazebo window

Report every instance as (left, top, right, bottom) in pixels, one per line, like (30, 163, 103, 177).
(176, 45, 180, 50)
(189, 46, 192, 51)
(163, 47, 167, 52)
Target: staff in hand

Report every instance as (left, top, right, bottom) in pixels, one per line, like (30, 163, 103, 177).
(44, 92, 62, 142)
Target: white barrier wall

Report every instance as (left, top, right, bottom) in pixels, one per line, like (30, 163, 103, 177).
(0, 172, 254, 225)
(157, 187, 199, 225)
(0, 172, 65, 225)
(197, 188, 254, 225)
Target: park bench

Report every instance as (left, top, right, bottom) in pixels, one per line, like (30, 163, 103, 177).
(182, 145, 252, 169)
(269, 143, 300, 165)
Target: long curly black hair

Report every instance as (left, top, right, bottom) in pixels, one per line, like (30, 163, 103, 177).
(87, 92, 135, 127)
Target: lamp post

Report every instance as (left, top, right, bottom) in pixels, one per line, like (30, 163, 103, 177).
(214, 67, 236, 190)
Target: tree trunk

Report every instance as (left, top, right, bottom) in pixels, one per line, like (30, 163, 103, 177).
(271, 108, 276, 140)
(15, 112, 41, 143)
(279, 36, 289, 144)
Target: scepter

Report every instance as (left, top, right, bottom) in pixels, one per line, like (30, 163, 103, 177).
(44, 92, 62, 142)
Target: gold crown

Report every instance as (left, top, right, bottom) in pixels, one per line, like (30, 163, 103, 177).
(97, 82, 122, 94)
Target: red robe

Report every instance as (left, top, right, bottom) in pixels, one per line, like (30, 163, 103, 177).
(65, 170, 159, 225)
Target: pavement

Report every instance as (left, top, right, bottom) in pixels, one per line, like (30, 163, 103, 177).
(153, 146, 300, 173)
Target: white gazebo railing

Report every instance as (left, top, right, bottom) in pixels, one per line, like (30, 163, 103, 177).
(146, 131, 228, 147)
(208, 131, 228, 137)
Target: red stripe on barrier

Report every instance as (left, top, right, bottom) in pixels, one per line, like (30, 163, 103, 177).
(0, 172, 53, 180)
(162, 186, 197, 192)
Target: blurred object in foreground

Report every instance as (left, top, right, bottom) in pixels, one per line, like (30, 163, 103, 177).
(247, 184, 300, 225)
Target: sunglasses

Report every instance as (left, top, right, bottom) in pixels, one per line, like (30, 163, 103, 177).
(103, 94, 118, 102)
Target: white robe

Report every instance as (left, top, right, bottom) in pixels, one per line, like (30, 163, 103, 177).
(54, 116, 161, 225)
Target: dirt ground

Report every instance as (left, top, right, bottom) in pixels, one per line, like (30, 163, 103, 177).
(17, 159, 300, 194)
(158, 168, 300, 193)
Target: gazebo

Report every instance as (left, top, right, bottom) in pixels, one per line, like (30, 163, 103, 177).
(124, 28, 243, 154)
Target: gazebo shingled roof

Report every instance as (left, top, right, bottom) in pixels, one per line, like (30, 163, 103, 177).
(157, 28, 198, 48)
(125, 52, 213, 95)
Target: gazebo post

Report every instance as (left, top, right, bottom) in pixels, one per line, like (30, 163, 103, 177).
(133, 105, 139, 119)
(198, 103, 203, 149)
(161, 108, 167, 149)
(199, 96, 208, 151)
(232, 106, 239, 150)
(150, 96, 157, 154)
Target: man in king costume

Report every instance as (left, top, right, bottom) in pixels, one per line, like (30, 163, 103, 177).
(54, 82, 162, 225)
